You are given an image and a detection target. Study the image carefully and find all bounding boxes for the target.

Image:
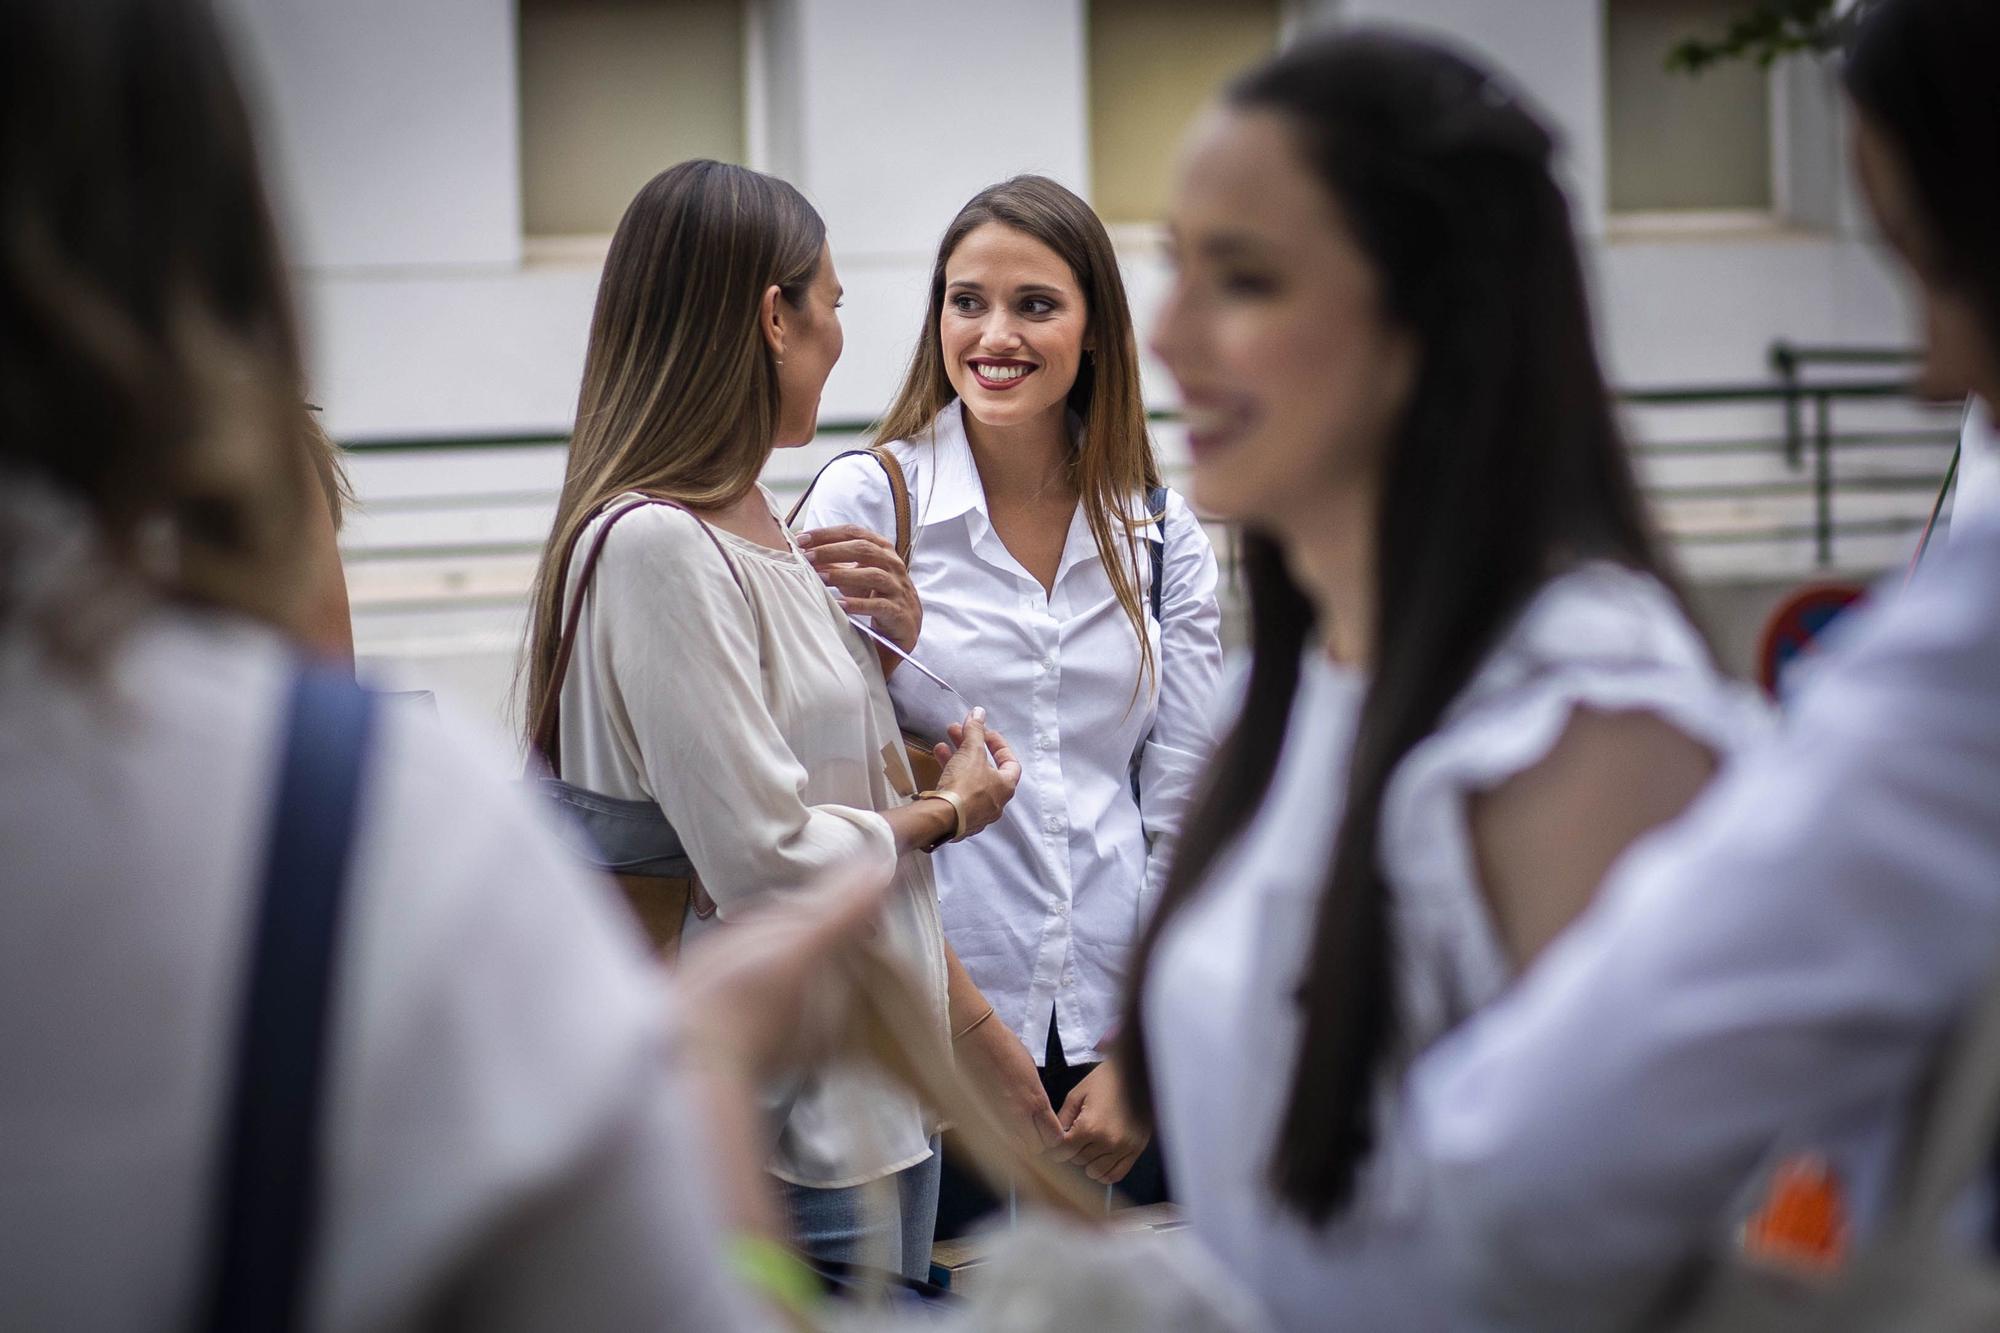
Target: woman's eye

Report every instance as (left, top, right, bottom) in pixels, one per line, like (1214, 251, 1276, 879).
(950, 294, 981, 314)
(1022, 297, 1055, 316)
(1221, 270, 1279, 297)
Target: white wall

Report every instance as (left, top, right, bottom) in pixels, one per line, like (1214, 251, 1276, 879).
(233, 0, 1913, 433)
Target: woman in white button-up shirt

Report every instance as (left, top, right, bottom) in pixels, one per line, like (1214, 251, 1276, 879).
(796, 177, 1224, 1221)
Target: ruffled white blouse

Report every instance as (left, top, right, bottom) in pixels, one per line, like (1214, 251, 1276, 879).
(1144, 561, 1772, 1332)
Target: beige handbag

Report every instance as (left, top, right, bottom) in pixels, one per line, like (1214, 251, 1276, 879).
(1663, 950, 2000, 1331)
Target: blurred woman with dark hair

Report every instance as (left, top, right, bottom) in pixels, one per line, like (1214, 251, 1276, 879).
(1401, 0, 2000, 1326)
(1116, 29, 1763, 1330)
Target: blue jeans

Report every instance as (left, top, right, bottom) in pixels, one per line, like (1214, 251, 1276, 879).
(779, 1138, 942, 1282)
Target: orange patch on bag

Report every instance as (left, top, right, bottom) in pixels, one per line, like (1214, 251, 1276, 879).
(1740, 1153, 1848, 1274)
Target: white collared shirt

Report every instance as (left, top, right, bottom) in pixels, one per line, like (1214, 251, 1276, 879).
(795, 401, 1224, 1065)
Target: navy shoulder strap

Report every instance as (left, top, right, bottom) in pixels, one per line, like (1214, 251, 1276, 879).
(200, 666, 377, 1333)
(1145, 485, 1168, 625)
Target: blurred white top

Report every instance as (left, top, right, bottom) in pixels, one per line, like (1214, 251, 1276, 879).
(1954, 397, 2000, 542)
(0, 485, 766, 1331)
(1411, 516, 2000, 1329)
(557, 489, 946, 1187)
(795, 401, 1225, 1067)
(1145, 563, 1766, 1333)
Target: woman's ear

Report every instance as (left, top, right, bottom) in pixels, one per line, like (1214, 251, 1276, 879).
(760, 283, 786, 360)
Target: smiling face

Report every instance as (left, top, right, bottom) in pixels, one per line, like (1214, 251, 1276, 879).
(1149, 106, 1414, 535)
(939, 222, 1090, 434)
(772, 242, 845, 447)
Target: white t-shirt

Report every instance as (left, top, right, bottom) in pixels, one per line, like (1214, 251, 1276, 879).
(556, 490, 947, 1187)
(795, 402, 1225, 1066)
(1143, 563, 1768, 1332)
(0, 606, 770, 1331)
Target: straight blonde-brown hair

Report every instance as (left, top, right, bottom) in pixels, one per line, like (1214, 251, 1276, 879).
(522, 160, 826, 741)
(875, 176, 1163, 694)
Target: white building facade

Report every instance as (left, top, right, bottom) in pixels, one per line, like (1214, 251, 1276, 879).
(221, 0, 1931, 721)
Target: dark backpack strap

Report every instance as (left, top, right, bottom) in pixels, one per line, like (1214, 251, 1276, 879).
(1145, 485, 1168, 625)
(200, 666, 378, 1333)
(786, 448, 914, 564)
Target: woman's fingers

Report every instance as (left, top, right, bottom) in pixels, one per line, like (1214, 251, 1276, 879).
(798, 525, 899, 563)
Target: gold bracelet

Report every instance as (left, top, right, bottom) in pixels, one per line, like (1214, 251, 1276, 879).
(952, 1004, 996, 1043)
(914, 788, 967, 850)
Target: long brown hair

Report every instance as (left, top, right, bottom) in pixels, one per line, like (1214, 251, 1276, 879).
(1121, 32, 1687, 1223)
(522, 160, 826, 738)
(2, 0, 312, 659)
(876, 176, 1162, 692)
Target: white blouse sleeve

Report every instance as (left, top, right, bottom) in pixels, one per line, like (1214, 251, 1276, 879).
(1135, 490, 1225, 920)
(591, 507, 894, 911)
(1381, 571, 1771, 1031)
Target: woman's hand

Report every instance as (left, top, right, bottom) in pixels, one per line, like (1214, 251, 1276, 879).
(674, 864, 891, 1081)
(956, 1006, 1065, 1155)
(1048, 1058, 1151, 1185)
(798, 524, 922, 664)
(932, 708, 1021, 838)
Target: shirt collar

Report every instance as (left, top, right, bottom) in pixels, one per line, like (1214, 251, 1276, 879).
(908, 399, 984, 529)
(911, 399, 1100, 529)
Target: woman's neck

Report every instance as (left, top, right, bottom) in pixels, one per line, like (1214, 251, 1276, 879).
(1279, 484, 1378, 670)
(961, 401, 1075, 506)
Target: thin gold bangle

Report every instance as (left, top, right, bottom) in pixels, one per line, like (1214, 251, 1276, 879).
(952, 1004, 996, 1043)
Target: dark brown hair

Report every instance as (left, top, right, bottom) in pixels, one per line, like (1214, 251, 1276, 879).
(876, 176, 1162, 692)
(1845, 0, 2000, 351)
(0, 0, 311, 654)
(1121, 30, 1684, 1223)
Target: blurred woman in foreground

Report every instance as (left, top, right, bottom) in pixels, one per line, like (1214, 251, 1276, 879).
(0, 1, 864, 1326)
(1120, 30, 1763, 1331)
(1405, 0, 2000, 1326)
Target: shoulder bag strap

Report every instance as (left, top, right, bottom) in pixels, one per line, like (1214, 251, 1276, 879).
(199, 666, 378, 1333)
(1145, 484, 1168, 626)
(529, 496, 749, 778)
(784, 448, 914, 565)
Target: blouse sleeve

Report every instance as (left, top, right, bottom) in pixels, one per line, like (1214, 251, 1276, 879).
(590, 506, 895, 913)
(1135, 489, 1225, 922)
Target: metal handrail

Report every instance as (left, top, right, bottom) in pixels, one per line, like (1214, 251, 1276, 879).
(337, 368, 1962, 575)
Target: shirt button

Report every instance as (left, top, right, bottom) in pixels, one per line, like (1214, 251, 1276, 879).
(1044, 815, 1063, 834)
(1034, 734, 1049, 751)
(1040, 657, 1054, 672)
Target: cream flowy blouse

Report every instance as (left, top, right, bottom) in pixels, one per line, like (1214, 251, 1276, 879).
(556, 486, 948, 1189)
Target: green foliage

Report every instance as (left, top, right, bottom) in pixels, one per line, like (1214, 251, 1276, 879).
(1665, 0, 1878, 74)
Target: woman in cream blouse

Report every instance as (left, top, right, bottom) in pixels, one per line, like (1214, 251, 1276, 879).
(521, 160, 1021, 1281)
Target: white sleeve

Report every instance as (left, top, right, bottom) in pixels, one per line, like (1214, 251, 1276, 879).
(789, 450, 901, 544)
(1136, 491, 1225, 922)
(1406, 524, 2000, 1330)
(595, 507, 894, 911)
(324, 711, 774, 1331)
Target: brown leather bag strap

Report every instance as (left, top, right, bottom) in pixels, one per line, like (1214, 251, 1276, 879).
(785, 447, 914, 564)
(529, 495, 749, 777)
